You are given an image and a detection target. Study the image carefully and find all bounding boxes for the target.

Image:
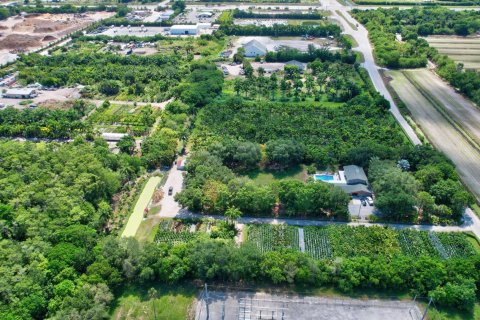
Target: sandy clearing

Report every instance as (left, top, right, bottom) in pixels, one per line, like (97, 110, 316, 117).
(387, 70, 480, 201)
(404, 69, 480, 146)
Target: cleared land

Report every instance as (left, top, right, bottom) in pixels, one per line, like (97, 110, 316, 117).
(0, 12, 112, 63)
(195, 291, 422, 320)
(111, 285, 196, 320)
(386, 70, 480, 201)
(121, 176, 161, 238)
(425, 36, 480, 70)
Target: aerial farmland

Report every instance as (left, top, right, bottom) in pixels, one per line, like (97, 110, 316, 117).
(425, 35, 480, 70)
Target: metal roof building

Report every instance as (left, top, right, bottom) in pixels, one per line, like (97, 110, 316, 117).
(344, 165, 368, 186)
(3, 88, 37, 99)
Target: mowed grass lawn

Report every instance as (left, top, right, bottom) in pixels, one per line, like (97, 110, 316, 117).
(244, 165, 307, 185)
(111, 285, 197, 320)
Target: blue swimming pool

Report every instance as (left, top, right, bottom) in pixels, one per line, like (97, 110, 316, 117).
(314, 174, 334, 182)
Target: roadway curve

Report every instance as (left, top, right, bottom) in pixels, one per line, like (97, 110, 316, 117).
(324, 0, 422, 145)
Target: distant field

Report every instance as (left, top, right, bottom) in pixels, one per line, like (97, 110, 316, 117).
(425, 36, 480, 70)
(386, 69, 480, 201)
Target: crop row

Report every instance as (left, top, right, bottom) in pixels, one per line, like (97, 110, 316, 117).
(247, 224, 300, 253)
(246, 225, 477, 260)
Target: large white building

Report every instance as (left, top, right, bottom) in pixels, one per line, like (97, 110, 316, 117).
(242, 40, 267, 57)
(2, 88, 37, 99)
(170, 25, 199, 35)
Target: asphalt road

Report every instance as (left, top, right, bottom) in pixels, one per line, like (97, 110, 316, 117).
(158, 161, 184, 218)
(326, 0, 422, 145)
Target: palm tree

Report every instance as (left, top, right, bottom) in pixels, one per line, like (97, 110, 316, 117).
(148, 288, 158, 320)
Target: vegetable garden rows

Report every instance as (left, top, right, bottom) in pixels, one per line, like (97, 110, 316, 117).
(246, 224, 477, 260)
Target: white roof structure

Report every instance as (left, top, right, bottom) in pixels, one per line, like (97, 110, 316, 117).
(4, 88, 36, 96)
(243, 40, 267, 57)
(170, 25, 198, 31)
(101, 132, 128, 142)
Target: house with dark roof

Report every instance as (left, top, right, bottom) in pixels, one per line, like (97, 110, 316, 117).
(344, 165, 368, 185)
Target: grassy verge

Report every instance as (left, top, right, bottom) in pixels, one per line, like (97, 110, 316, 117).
(243, 165, 306, 185)
(471, 203, 480, 219)
(335, 10, 357, 30)
(110, 284, 197, 320)
(135, 206, 161, 243)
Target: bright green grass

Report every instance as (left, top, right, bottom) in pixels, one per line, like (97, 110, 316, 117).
(111, 285, 197, 320)
(244, 165, 306, 185)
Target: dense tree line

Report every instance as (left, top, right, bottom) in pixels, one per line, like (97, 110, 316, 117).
(175, 150, 350, 219)
(17, 52, 181, 101)
(265, 46, 355, 63)
(232, 9, 323, 20)
(353, 8, 480, 105)
(65, 235, 480, 312)
(367, 146, 473, 224)
(192, 94, 404, 167)
(0, 103, 90, 139)
(219, 23, 341, 37)
(0, 139, 143, 319)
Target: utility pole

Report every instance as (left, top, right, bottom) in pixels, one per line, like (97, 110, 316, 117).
(422, 298, 432, 320)
(205, 283, 210, 320)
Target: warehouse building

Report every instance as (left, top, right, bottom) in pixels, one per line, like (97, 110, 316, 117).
(170, 24, 199, 35)
(2, 88, 37, 99)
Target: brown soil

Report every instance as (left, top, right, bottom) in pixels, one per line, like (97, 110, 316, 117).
(0, 34, 41, 50)
(42, 35, 57, 41)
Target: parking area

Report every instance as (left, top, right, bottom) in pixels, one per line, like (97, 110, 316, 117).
(196, 290, 423, 320)
(89, 26, 167, 37)
(349, 197, 375, 220)
(234, 19, 288, 27)
(173, 9, 220, 24)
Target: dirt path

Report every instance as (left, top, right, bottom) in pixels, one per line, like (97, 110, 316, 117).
(121, 176, 161, 238)
(386, 70, 480, 204)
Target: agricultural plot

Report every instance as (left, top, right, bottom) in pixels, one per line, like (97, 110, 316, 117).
(247, 224, 300, 253)
(386, 69, 480, 202)
(154, 219, 202, 245)
(246, 224, 476, 260)
(88, 103, 159, 136)
(154, 219, 236, 245)
(425, 36, 480, 70)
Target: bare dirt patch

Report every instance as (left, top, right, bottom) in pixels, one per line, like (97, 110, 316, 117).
(0, 34, 41, 50)
(0, 12, 113, 60)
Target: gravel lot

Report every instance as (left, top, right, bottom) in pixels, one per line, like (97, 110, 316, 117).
(195, 291, 422, 320)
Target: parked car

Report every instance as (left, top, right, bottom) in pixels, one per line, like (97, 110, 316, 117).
(168, 186, 173, 196)
(361, 199, 367, 206)
(367, 197, 374, 206)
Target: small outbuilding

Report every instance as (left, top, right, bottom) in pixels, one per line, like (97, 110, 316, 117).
(3, 88, 37, 99)
(101, 132, 128, 142)
(242, 40, 267, 57)
(344, 165, 368, 185)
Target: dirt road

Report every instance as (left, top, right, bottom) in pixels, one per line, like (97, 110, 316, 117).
(387, 70, 480, 203)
